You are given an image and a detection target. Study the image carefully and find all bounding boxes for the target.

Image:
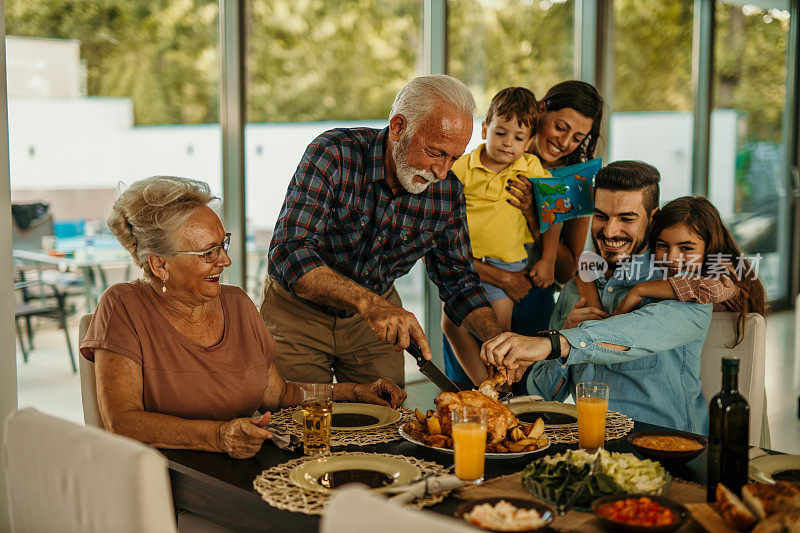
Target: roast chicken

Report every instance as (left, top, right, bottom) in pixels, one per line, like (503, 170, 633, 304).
(435, 390, 518, 444)
(478, 366, 508, 401)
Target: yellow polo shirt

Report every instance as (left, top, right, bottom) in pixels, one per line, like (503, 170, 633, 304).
(453, 144, 549, 263)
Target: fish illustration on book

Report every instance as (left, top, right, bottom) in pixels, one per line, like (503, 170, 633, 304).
(529, 157, 602, 232)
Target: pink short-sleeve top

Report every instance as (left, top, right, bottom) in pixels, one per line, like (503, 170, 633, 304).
(80, 280, 274, 421)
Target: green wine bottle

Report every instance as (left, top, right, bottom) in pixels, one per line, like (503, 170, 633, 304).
(707, 357, 750, 501)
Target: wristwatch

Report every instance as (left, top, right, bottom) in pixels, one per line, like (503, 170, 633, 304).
(535, 330, 562, 360)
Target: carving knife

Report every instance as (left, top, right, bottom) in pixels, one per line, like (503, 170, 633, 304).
(406, 340, 462, 393)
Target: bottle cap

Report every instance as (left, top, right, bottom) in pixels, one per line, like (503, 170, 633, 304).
(722, 357, 740, 372)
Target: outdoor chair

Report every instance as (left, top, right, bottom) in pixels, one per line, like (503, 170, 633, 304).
(14, 269, 76, 373)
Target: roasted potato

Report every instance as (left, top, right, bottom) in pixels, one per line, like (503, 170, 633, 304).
(426, 410, 435, 418)
(506, 442, 526, 453)
(495, 443, 509, 453)
(426, 415, 442, 435)
(511, 427, 525, 441)
(423, 434, 449, 448)
(414, 409, 427, 424)
(526, 418, 545, 440)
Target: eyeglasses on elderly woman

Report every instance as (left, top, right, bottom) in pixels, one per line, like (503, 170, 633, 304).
(173, 233, 231, 263)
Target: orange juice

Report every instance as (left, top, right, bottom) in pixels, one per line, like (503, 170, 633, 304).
(452, 422, 487, 483)
(577, 396, 608, 449)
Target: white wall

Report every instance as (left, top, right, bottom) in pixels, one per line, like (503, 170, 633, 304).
(5, 36, 82, 98)
(1, 6, 20, 531)
(8, 94, 742, 232)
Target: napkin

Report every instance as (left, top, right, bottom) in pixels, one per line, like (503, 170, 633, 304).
(504, 394, 544, 404)
(387, 475, 465, 504)
(322, 486, 474, 533)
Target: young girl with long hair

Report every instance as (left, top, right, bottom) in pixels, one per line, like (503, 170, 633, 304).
(612, 196, 766, 346)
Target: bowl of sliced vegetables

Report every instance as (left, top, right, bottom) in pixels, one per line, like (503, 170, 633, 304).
(521, 449, 670, 510)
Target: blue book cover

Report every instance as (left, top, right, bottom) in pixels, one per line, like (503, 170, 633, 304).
(530, 157, 602, 232)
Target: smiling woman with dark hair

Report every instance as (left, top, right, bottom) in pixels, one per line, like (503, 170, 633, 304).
(80, 176, 405, 459)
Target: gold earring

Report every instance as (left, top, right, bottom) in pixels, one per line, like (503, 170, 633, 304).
(162, 279, 167, 293)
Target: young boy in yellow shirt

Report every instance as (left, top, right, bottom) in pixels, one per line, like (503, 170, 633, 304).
(443, 87, 560, 382)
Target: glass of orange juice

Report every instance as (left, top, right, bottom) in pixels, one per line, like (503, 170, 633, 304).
(451, 406, 487, 485)
(577, 382, 609, 450)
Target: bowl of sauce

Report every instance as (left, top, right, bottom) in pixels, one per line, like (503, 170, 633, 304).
(627, 430, 708, 463)
(592, 495, 688, 533)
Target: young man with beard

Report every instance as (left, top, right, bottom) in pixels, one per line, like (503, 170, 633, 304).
(480, 161, 712, 433)
(262, 75, 503, 386)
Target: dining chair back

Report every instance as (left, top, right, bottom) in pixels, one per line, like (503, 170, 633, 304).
(3, 407, 178, 533)
(699, 311, 768, 447)
(322, 486, 475, 533)
(78, 313, 104, 428)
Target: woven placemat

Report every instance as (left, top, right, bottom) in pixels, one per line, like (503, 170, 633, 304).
(269, 406, 414, 447)
(544, 410, 634, 444)
(253, 452, 451, 515)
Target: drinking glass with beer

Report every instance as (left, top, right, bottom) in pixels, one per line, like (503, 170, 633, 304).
(451, 406, 487, 485)
(299, 383, 333, 455)
(576, 382, 609, 450)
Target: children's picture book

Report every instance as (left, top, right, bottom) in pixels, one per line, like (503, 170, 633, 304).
(530, 157, 602, 232)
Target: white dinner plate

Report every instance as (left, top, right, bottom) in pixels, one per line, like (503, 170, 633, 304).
(505, 399, 579, 429)
(288, 453, 420, 494)
(398, 425, 550, 460)
(749, 454, 800, 483)
(292, 403, 402, 431)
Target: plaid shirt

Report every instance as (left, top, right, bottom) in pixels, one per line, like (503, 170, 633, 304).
(268, 127, 490, 325)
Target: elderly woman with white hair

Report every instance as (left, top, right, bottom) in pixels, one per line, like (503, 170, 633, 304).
(80, 176, 406, 459)
(262, 74, 504, 387)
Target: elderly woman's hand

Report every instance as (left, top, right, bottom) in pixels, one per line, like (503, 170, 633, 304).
(353, 377, 407, 408)
(218, 412, 273, 459)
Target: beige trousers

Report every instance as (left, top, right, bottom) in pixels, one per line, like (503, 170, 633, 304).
(259, 279, 405, 387)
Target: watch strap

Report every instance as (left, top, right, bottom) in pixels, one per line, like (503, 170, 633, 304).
(535, 330, 561, 360)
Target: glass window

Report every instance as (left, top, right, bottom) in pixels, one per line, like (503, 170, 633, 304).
(7, 1, 221, 251)
(448, 0, 574, 119)
(244, 1, 425, 383)
(710, 1, 791, 300)
(6, 0, 220, 423)
(609, 0, 694, 203)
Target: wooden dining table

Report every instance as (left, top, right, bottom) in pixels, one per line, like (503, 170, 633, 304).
(161, 385, 774, 532)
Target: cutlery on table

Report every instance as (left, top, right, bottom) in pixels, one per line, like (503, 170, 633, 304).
(386, 466, 460, 504)
(557, 451, 602, 516)
(406, 340, 464, 393)
(265, 424, 300, 452)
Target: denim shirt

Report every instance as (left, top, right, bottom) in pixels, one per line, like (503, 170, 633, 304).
(524, 251, 712, 434)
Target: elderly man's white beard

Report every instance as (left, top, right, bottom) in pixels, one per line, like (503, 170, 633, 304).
(392, 133, 439, 194)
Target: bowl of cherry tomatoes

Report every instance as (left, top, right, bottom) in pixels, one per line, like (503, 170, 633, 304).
(591, 494, 689, 533)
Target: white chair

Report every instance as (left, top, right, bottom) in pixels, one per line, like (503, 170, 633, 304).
(78, 313, 103, 428)
(699, 312, 768, 447)
(3, 407, 178, 533)
(322, 486, 476, 533)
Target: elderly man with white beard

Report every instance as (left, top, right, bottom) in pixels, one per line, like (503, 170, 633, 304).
(261, 75, 503, 386)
